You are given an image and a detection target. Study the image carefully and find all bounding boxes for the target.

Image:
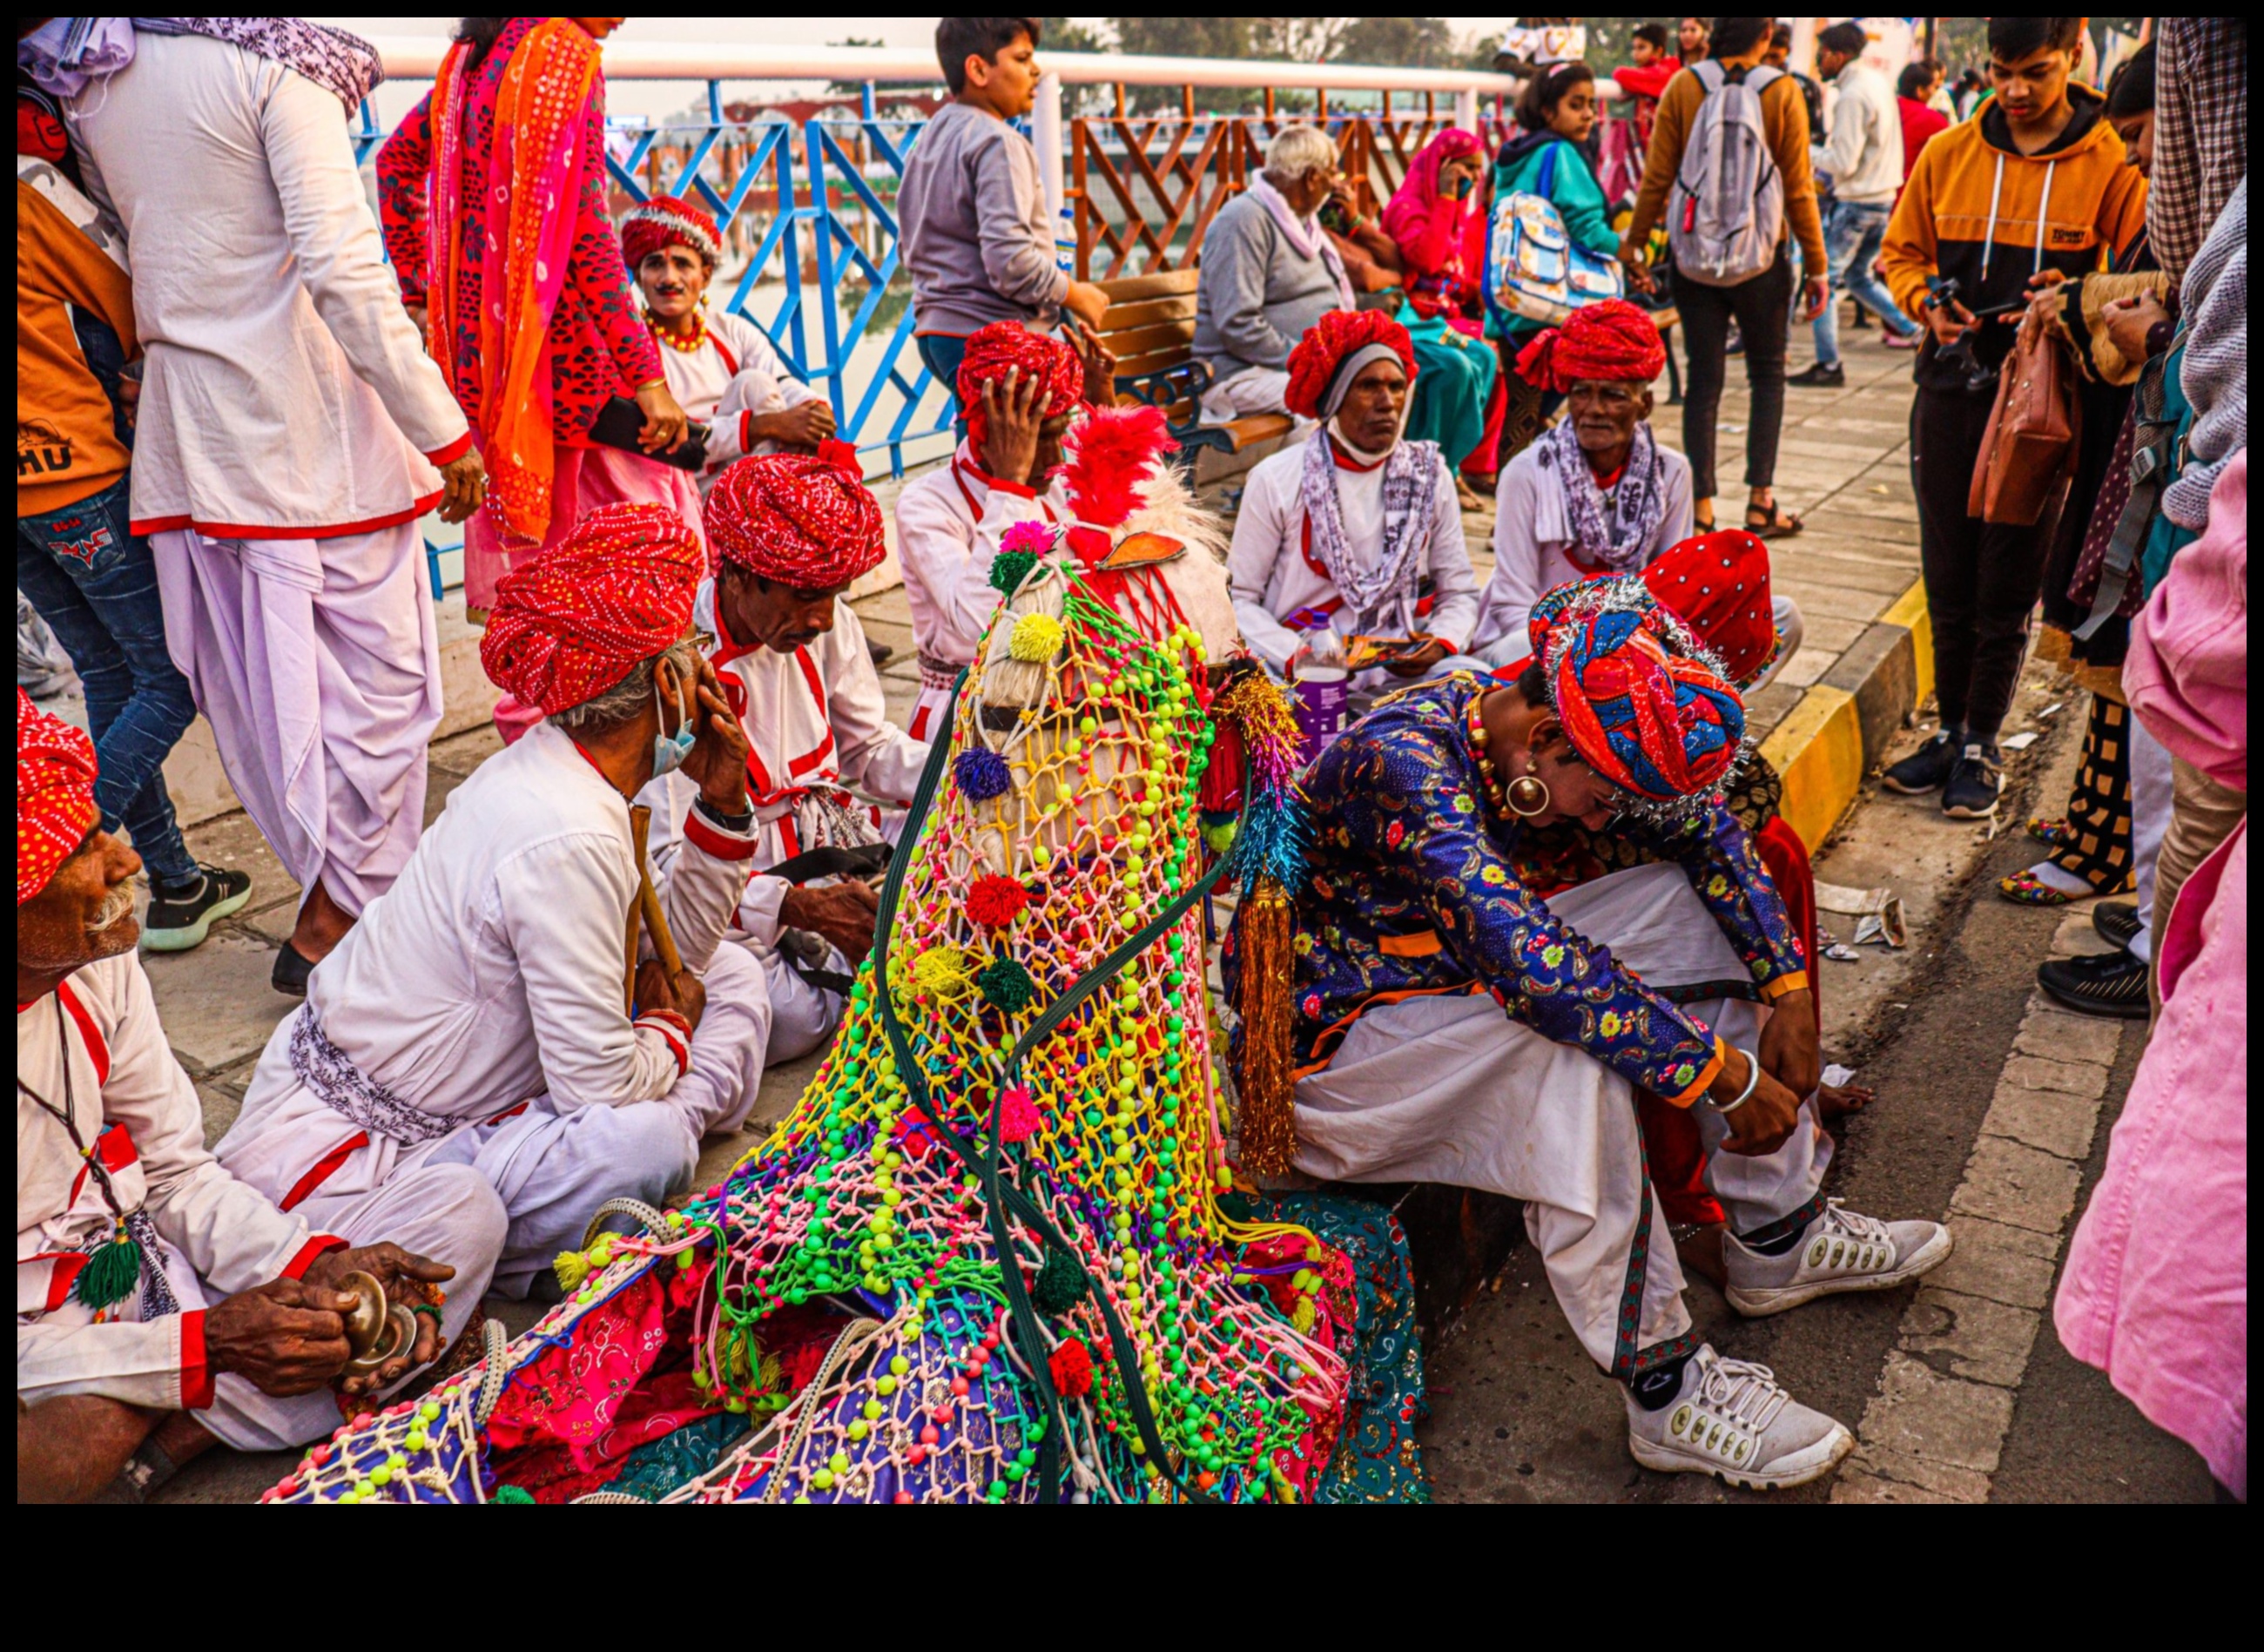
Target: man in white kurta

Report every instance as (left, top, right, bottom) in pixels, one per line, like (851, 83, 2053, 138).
(649, 455, 933, 1062)
(17, 691, 491, 1497)
(217, 506, 774, 1298)
(893, 320, 1089, 742)
(1225, 312, 1479, 699)
(64, 28, 486, 990)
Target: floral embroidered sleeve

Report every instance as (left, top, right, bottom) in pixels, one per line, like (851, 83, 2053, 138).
(567, 78, 664, 390)
(1340, 724, 1726, 1103)
(1657, 806, 1810, 999)
(374, 91, 434, 305)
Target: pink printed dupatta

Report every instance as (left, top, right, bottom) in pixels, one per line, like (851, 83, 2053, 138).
(428, 20, 601, 550)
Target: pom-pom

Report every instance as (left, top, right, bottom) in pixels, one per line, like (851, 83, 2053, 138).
(966, 873, 1030, 928)
(911, 946, 974, 997)
(997, 1083, 1041, 1142)
(989, 550, 1037, 595)
(954, 748, 1011, 801)
(553, 1249, 591, 1291)
(1000, 519, 1058, 557)
(1030, 1244, 1090, 1314)
(1007, 611, 1065, 663)
(978, 954, 1036, 1012)
(493, 1484, 537, 1505)
(1048, 1336, 1095, 1399)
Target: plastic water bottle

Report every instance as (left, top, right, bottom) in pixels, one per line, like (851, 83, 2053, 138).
(1054, 203, 1075, 276)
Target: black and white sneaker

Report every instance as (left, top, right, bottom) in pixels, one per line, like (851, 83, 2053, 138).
(139, 866, 253, 952)
(1789, 361, 1845, 388)
(2091, 900, 2142, 951)
(2037, 948, 2150, 1019)
(1941, 744, 2004, 818)
(1882, 730, 1960, 795)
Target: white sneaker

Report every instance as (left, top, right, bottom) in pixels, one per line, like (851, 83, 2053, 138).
(1626, 1345, 1854, 1491)
(1724, 1197, 1953, 1317)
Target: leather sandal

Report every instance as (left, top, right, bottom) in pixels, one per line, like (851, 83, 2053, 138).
(1744, 502, 1804, 539)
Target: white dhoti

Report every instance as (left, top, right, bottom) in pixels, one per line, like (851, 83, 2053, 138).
(150, 523, 441, 915)
(1293, 863, 1831, 1377)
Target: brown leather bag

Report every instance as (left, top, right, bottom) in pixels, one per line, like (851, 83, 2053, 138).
(1968, 310, 2081, 526)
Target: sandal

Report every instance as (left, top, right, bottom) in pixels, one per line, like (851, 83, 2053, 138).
(1997, 868, 2082, 907)
(2025, 815, 2077, 850)
(1744, 502, 1804, 539)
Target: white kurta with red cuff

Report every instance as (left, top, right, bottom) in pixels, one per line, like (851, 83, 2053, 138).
(219, 718, 775, 1298)
(644, 586, 930, 1063)
(655, 311, 826, 495)
(1225, 437, 1479, 684)
(893, 439, 1075, 742)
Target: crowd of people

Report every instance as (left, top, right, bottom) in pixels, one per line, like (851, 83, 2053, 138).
(14, 15, 2244, 1505)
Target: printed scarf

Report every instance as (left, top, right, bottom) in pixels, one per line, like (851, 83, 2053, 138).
(1537, 418, 1667, 574)
(1298, 433, 1442, 630)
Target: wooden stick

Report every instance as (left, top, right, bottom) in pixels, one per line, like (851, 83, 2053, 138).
(629, 803, 685, 980)
(624, 806, 649, 1012)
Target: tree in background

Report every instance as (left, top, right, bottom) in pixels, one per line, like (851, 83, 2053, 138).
(1338, 16, 1465, 69)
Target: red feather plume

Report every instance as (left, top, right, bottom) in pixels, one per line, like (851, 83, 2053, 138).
(1059, 402, 1176, 529)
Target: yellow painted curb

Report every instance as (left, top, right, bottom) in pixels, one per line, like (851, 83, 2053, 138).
(1760, 684, 1865, 852)
(1880, 578, 1933, 705)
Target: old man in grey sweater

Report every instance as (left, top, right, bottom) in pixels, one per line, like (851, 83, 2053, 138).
(1193, 125, 1354, 425)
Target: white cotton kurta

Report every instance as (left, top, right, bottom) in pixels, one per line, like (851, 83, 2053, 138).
(892, 440, 1075, 742)
(66, 33, 471, 915)
(645, 586, 932, 1061)
(654, 310, 826, 494)
(17, 952, 502, 1449)
(219, 719, 772, 1297)
(1225, 436, 1479, 681)
(1294, 863, 1831, 1376)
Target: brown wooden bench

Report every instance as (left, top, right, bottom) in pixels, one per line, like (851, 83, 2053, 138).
(1094, 269, 1294, 466)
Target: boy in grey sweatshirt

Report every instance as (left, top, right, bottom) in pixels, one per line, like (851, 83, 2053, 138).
(900, 17, 1106, 396)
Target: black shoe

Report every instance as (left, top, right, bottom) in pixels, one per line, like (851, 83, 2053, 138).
(2092, 900, 2143, 951)
(1725, 327, 1746, 357)
(140, 865, 253, 952)
(2037, 947, 2150, 1019)
(1882, 730, 1961, 795)
(271, 940, 318, 998)
(1789, 361, 1845, 388)
(1942, 744, 2004, 818)
(866, 637, 894, 666)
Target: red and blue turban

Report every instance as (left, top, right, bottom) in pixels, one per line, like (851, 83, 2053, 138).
(1528, 577, 1745, 808)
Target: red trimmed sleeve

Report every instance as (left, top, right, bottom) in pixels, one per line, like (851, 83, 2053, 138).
(179, 1310, 215, 1410)
(280, 1235, 349, 1280)
(423, 429, 474, 467)
(682, 807, 758, 862)
(634, 1011, 692, 1075)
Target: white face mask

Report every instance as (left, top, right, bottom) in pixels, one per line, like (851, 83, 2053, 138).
(650, 666, 697, 779)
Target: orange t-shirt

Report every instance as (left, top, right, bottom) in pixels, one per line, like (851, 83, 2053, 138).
(17, 179, 138, 517)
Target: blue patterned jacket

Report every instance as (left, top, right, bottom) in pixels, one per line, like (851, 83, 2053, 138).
(1284, 676, 1808, 1105)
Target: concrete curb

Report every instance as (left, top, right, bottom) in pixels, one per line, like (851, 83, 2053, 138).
(1762, 577, 1933, 851)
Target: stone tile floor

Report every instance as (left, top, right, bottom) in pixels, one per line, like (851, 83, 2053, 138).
(135, 322, 1927, 1499)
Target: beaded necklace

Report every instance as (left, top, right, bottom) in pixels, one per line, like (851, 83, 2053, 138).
(1465, 686, 1510, 814)
(647, 310, 707, 354)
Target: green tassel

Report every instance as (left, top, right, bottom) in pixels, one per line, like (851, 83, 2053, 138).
(73, 1230, 142, 1311)
(1030, 1244, 1089, 1315)
(492, 1484, 536, 1505)
(989, 549, 1037, 596)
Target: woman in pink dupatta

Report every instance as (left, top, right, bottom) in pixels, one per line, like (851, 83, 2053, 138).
(378, 17, 695, 619)
(1378, 128, 1506, 493)
(2056, 450, 2247, 1500)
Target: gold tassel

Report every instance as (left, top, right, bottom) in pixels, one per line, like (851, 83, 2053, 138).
(1233, 877, 1297, 1177)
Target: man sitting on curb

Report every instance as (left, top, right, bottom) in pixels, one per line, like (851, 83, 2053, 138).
(217, 505, 776, 1301)
(17, 692, 481, 1502)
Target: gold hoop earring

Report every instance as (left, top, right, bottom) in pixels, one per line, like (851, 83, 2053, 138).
(1507, 773, 1552, 818)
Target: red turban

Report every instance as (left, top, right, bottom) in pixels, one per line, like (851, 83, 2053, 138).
(480, 503, 706, 716)
(1527, 577, 1745, 808)
(620, 194, 724, 273)
(1285, 308, 1417, 420)
(957, 320, 1085, 457)
(1641, 531, 1779, 687)
(1514, 298, 1668, 392)
(704, 448, 886, 589)
(18, 689, 101, 905)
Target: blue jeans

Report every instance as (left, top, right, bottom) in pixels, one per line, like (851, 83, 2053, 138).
(1813, 198, 1917, 367)
(915, 332, 970, 441)
(17, 474, 199, 885)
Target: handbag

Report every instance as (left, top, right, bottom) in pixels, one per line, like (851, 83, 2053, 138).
(1485, 142, 1625, 327)
(1966, 311, 2080, 526)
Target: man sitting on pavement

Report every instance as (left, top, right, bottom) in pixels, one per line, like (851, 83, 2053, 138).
(1226, 308, 1479, 699)
(644, 451, 933, 1069)
(216, 504, 776, 1301)
(1194, 124, 1360, 430)
(623, 193, 838, 494)
(893, 320, 1108, 743)
(1269, 581, 1951, 1490)
(1471, 300, 1803, 680)
(17, 692, 485, 1503)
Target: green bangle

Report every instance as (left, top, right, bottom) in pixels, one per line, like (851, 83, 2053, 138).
(410, 1303, 445, 1321)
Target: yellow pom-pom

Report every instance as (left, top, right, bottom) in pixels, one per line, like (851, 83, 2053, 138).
(1007, 611, 1066, 663)
(911, 946, 974, 997)
(553, 1250, 590, 1291)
